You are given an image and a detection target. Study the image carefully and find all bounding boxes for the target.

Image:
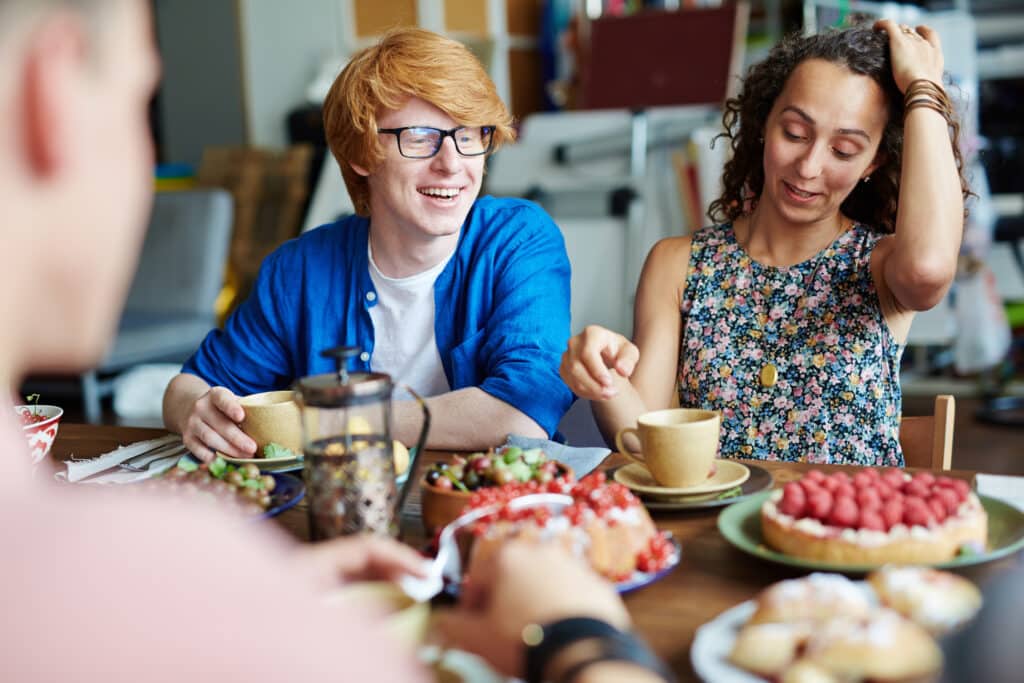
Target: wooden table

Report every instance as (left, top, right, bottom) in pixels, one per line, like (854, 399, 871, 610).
(51, 423, 1023, 682)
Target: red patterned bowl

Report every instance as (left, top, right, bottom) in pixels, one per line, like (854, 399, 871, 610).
(16, 405, 63, 464)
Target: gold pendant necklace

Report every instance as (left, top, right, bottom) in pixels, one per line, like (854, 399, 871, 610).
(745, 217, 848, 390)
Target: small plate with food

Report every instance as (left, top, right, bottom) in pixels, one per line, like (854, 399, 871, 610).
(434, 472, 681, 598)
(217, 439, 414, 481)
(215, 442, 303, 467)
(145, 456, 304, 519)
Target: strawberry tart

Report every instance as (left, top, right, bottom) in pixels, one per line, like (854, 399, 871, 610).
(463, 472, 674, 581)
(761, 468, 987, 565)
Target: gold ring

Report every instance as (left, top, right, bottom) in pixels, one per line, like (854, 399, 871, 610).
(901, 25, 915, 35)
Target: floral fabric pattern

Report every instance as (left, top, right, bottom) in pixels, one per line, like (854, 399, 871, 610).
(678, 224, 904, 466)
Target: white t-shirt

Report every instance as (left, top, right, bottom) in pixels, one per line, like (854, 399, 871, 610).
(367, 243, 454, 398)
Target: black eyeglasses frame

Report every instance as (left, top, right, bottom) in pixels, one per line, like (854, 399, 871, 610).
(376, 125, 495, 159)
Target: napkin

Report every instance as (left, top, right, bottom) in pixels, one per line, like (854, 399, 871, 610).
(55, 434, 189, 485)
(976, 473, 1024, 512)
(504, 434, 611, 479)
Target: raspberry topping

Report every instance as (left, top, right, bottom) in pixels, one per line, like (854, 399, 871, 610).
(778, 468, 972, 532)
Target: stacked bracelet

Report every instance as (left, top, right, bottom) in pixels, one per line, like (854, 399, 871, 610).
(903, 78, 952, 122)
(523, 617, 675, 683)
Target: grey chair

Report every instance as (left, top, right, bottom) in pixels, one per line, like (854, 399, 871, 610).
(77, 189, 233, 422)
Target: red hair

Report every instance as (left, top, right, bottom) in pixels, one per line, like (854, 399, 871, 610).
(323, 27, 515, 216)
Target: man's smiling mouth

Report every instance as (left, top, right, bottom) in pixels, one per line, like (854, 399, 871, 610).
(419, 187, 461, 199)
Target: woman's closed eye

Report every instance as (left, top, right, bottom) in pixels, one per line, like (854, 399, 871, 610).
(830, 143, 859, 160)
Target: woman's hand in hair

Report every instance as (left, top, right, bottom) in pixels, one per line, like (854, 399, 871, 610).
(874, 19, 945, 93)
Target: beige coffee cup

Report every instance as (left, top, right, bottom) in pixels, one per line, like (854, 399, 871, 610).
(615, 408, 721, 488)
(239, 390, 302, 455)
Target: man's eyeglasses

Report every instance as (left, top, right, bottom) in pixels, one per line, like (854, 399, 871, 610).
(377, 125, 495, 159)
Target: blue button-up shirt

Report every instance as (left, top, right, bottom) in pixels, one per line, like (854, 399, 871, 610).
(182, 195, 574, 437)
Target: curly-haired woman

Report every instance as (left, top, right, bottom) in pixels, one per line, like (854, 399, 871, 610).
(561, 21, 971, 466)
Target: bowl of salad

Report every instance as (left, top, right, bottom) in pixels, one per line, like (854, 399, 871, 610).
(420, 445, 574, 534)
(16, 397, 63, 464)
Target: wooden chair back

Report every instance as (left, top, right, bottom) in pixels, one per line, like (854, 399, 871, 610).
(899, 395, 955, 470)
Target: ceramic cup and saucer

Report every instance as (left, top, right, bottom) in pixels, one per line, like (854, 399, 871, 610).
(613, 408, 750, 501)
(614, 460, 751, 500)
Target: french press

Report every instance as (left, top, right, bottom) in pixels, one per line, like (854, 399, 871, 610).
(294, 346, 430, 540)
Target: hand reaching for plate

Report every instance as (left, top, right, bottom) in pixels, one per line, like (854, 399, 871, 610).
(434, 540, 631, 678)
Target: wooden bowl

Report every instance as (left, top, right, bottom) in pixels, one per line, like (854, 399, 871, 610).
(420, 461, 574, 535)
(420, 483, 474, 536)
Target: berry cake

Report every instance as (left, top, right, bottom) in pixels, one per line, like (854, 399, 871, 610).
(464, 472, 674, 581)
(761, 468, 987, 565)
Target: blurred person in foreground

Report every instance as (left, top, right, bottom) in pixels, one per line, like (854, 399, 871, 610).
(163, 27, 574, 462)
(561, 23, 970, 465)
(0, 3, 669, 681)
(0, 0, 424, 679)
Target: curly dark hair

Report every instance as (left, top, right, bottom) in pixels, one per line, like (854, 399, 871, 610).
(707, 26, 971, 234)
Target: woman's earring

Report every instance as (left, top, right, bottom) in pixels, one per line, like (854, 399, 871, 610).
(862, 176, 871, 183)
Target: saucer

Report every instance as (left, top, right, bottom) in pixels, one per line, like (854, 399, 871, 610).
(215, 451, 300, 467)
(633, 463, 773, 511)
(614, 460, 750, 497)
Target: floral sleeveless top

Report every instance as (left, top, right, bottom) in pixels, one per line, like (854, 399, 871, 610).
(678, 224, 904, 466)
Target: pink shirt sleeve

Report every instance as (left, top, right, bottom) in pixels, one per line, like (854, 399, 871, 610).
(0, 416, 427, 682)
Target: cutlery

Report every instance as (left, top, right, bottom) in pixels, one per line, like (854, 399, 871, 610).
(398, 492, 573, 602)
(117, 443, 189, 472)
(71, 438, 186, 482)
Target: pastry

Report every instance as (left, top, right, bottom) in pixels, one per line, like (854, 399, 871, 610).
(748, 572, 873, 625)
(867, 565, 983, 635)
(729, 621, 812, 677)
(801, 610, 941, 681)
(727, 572, 953, 682)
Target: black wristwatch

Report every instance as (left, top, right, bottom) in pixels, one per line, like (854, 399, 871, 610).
(523, 617, 675, 683)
